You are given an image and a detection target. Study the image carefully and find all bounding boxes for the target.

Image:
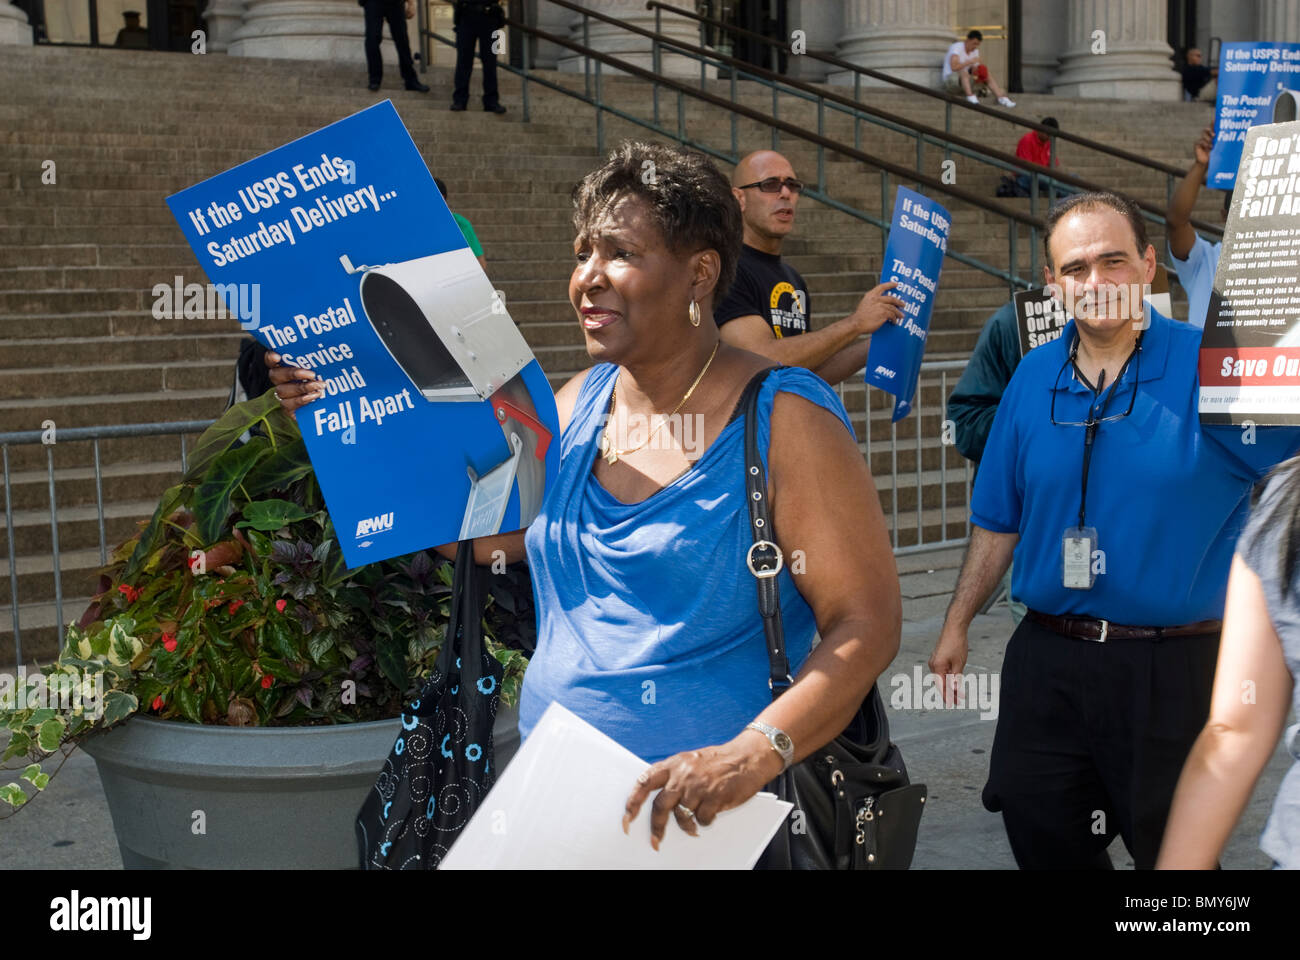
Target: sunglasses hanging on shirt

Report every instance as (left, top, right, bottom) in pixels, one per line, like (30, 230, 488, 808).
(1049, 332, 1143, 590)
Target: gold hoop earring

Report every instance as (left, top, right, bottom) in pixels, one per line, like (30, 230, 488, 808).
(689, 300, 701, 327)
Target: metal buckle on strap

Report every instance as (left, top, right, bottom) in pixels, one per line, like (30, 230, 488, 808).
(768, 674, 794, 691)
(746, 540, 784, 578)
(1095, 619, 1109, 643)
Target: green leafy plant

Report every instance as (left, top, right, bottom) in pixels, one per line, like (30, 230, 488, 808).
(0, 391, 533, 813)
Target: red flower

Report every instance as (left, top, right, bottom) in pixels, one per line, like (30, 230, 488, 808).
(275, 598, 287, 613)
(117, 583, 140, 603)
(261, 675, 273, 689)
(227, 600, 244, 616)
(162, 633, 177, 653)
(152, 695, 163, 711)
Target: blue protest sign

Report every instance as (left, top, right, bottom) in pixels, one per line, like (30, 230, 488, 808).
(1208, 42, 1300, 189)
(864, 187, 950, 422)
(165, 101, 559, 570)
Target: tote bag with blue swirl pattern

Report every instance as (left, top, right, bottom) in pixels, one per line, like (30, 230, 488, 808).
(356, 540, 504, 869)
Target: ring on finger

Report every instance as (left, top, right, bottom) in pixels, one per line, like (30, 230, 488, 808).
(676, 804, 695, 819)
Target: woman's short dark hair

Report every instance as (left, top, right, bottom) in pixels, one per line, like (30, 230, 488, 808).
(1043, 191, 1149, 267)
(571, 140, 742, 301)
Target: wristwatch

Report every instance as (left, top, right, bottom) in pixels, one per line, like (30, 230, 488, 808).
(746, 721, 794, 771)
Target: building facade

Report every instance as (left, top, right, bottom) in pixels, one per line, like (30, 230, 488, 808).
(5, 0, 1300, 100)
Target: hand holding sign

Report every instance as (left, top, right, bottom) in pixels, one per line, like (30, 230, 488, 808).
(851, 281, 906, 334)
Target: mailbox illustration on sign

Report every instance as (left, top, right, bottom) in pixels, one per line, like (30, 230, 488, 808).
(343, 247, 553, 540)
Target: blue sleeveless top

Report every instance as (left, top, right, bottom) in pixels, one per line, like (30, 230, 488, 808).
(519, 363, 857, 762)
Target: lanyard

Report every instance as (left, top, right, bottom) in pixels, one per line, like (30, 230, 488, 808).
(1071, 338, 1140, 529)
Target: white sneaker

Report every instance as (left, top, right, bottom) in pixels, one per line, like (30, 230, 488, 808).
(966, 95, 979, 104)
(998, 96, 1017, 108)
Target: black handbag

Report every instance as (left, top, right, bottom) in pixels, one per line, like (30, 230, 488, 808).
(738, 368, 928, 870)
(355, 540, 504, 869)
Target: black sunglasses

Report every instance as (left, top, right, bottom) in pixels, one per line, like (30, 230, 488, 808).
(737, 176, 805, 195)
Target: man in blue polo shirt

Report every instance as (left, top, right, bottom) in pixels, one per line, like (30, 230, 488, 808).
(928, 191, 1300, 869)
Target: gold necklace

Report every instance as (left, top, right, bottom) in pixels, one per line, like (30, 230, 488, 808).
(599, 342, 719, 465)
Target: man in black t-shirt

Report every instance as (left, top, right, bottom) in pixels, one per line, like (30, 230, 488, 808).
(714, 151, 905, 385)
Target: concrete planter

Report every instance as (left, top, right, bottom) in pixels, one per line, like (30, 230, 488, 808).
(82, 704, 519, 869)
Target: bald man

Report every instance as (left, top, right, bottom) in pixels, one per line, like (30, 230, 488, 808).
(714, 150, 905, 385)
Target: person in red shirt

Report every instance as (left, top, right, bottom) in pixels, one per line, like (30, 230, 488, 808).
(1014, 117, 1062, 195)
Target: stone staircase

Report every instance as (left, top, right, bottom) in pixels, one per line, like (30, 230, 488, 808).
(0, 44, 1224, 663)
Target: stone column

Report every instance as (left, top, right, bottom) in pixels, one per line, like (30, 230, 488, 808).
(784, 0, 845, 83)
(203, 0, 246, 52)
(527, 0, 573, 69)
(1020, 0, 1066, 92)
(227, 0, 371, 63)
(556, 0, 709, 78)
(1050, 0, 1180, 100)
(0, 1, 32, 45)
(1260, 0, 1300, 42)
(827, 0, 954, 89)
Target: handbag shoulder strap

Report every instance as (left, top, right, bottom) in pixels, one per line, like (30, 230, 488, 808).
(739, 365, 791, 702)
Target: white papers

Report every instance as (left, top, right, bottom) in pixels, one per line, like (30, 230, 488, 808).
(439, 702, 792, 870)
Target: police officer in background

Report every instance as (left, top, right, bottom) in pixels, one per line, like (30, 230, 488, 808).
(361, 0, 429, 93)
(929, 191, 1300, 869)
(451, 0, 507, 113)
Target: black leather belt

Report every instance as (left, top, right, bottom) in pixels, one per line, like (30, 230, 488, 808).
(1027, 609, 1222, 642)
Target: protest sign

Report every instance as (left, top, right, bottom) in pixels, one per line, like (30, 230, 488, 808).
(1199, 120, 1300, 425)
(165, 101, 560, 569)
(1208, 42, 1300, 190)
(1012, 286, 1068, 356)
(1013, 267, 1172, 357)
(864, 187, 950, 421)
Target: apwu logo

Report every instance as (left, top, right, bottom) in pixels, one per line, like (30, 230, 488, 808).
(873, 365, 896, 379)
(49, 890, 151, 940)
(355, 512, 394, 540)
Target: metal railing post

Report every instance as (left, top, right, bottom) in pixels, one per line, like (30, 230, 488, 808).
(915, 132, 924, 175)
(914, 382, 922, 544)
(730, 69, 737, 157)
(677, 87, 685, 143)
(940, 370, 948, 540)
(583, 13, 591, 99)
(45, 445, 63, 642)
(771, 84, 780, 150)
(853, 73, 862, 151)
(817, 97, 826, 193)
(595, 59, 605, 154)
(653, 32, 661, 126)
(521, 22, 532, 123)
(93, 438, 106, 566)
(417, 0, 428, 73)
(3, 445, 19, 665)
(944, 101, 952, 165)
(1008, 216, 1018, 298)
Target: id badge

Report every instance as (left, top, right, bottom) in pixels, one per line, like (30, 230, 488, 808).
(1062, 526, 1097, 590)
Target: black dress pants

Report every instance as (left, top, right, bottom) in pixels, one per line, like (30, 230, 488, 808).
(982, 615, 1220, 870)
(364, 0, 417, 86)
(452, 8, 500, 108)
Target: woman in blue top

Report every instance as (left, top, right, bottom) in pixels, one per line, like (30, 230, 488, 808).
(270, 141, 901, 851)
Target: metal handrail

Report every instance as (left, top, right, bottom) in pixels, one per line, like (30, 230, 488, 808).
(1, 420, 214, 665)
(531, 0, 1221, 244)
(645, 1, 1213, 190)
(429, 4, 1041, 294)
